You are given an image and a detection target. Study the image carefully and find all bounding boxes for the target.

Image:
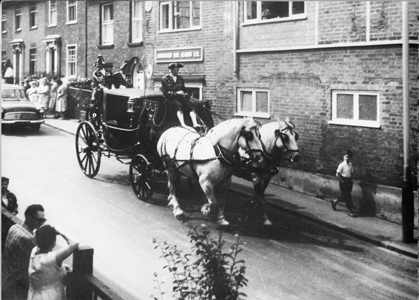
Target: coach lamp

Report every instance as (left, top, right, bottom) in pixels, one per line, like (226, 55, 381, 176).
(127, 96, 142, 128)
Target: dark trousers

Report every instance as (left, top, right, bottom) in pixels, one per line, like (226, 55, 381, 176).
(338, 177, 354, 211)
(172, 94, 194, 113)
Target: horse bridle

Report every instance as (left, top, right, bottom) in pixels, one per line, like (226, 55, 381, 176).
(262, 121, 299, 165)
(238, 125, 263, 160)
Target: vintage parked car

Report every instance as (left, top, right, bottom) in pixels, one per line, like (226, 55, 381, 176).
(1, 83, 44, 132)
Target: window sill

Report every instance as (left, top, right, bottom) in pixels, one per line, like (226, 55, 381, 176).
(98, 44, 114, 50)
(234, 112, 270, 119)
(66, 21, 77, 25)
(29, 26, 38, 30)
(15, 28, 22, 32)
(328, 120, 381, 129)
(242, 14, 307, 26)
(158, 27, 201, 34)
(2, 31, 7, 34)
(48, 24, 57, 27)
(127, 41, 143, 48)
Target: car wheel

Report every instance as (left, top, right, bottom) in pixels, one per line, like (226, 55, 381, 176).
(31, 124, 41, 133)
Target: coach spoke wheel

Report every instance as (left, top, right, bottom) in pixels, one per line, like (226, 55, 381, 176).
(130, 155, 154, 201)
(75, 121, 101, 178)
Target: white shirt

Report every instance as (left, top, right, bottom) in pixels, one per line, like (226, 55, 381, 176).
(336, 161, 353, 178)
(4, 67, 13, 78)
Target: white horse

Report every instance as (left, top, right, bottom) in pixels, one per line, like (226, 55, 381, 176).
(157, 117, 263, 226)
(235, 119, 300, 225)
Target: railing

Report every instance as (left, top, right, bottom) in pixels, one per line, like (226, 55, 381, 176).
(2, 208, 126, 300)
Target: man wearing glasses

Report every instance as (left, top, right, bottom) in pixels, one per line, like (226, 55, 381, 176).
(2, 204, 46, 300)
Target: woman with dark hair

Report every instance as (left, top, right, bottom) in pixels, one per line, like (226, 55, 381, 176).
(27, 225, 78, 300)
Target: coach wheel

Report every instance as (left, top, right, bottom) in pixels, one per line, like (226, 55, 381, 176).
(130, 154, 155, 201)
(75, 121, 101, 178)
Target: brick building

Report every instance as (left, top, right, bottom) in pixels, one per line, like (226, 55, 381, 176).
(2, 1, 418, 222)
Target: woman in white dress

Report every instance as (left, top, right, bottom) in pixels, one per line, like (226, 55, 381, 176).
(36, 78, 50, 113)
(27, 225, 78, 300)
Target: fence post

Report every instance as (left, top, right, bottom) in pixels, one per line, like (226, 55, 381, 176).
(66, 246, 94, 300)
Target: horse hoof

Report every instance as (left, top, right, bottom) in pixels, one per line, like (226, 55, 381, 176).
(201, 204, 211, 216)
(217, 218, 230, 226)
(263, 219, 273, 226)
(173, 207, 184, 220)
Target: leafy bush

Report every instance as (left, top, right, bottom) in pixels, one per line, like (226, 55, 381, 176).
(152, 224, 248, 300)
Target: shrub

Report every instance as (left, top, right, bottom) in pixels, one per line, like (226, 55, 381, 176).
(152, 224, 248, 300)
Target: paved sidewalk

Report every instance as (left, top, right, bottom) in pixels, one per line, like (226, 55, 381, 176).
(44, 118, 418, 258)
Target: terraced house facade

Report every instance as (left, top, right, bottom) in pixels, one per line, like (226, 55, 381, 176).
(2, 1, 418, 222)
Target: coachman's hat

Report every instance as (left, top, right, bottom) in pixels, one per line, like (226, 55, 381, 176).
(168, 62, 184, 70)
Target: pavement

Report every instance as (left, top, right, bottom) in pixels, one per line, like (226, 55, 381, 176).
(43, 117, 418, 259)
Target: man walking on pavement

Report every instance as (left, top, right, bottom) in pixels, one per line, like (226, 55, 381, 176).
(331, 150, 356, 217)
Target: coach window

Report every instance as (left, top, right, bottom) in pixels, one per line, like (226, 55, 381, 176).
(15, 8, 22, 31)
(236, 89, 270, 118)
(67, 0, 77, 24)
(131, 1, 143, 43)
(49, 0, 57, 27)
(160, 1, 201, 32)
(101, 3, 114, 45)
(244, 1, 305, 24)
(330, 91, 380, 128)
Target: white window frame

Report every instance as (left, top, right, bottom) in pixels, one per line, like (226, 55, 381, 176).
(101, 3, 114, 45)
(131, 1, 143, 43)
(67, 0, 77, 24)
(2, 12, 7, 33)
(236, 88, 270, 118)
(49, 0, 57, 26)
(29, 4, 37, 29)
(330, 90, 380, 128)
(66, 45, 77, 77)
(15, 8, 22, 31)
(29, 48, 37, 75)
(243, 1, 306, 25)
(159, 1, 201, 33)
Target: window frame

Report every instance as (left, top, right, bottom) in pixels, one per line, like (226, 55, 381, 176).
(66, 44, 77, 77)
(235, 88, 270, 118)
(159, 1, 201, 33)
(243, 1, 306, 25)
(2, 12, 7, 33)
(67, 0, 77, 24)
(101, 3, 114, 46)
(330, 90, 380, 128)
(131, 1, 143, 43)
(29, 4, 37, 29)
(15, 8, 22, 31)
(29, 48, 37, 76)
(49, 0, 57, 27)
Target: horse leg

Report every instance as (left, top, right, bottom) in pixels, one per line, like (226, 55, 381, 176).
(251, 173, 273, 226)
(166, 170, 184, 219)
(198, 177, 229, 226)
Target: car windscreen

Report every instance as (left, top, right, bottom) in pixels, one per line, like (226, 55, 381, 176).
(1, 88, 28, 101)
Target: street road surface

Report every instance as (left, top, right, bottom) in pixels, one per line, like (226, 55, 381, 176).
(1, 125, 416, 300)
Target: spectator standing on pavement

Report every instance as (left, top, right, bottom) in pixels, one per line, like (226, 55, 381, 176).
(49, 76, 59, 118)
(2, 176, 18, 215)
(37, 78, 50, 113)
(331, 150, 356, 217)
(27, 81, 39, 103)
(2, 204, 46, 300)
(4, 59, 14, 84)
(55, 79, 67, 119)
(27, 225, 79, 300)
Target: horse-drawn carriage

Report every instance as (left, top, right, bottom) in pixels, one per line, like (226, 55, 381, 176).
(75, 60, 300, 225)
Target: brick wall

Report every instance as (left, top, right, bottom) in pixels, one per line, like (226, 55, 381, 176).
(237, 45, 417, 188)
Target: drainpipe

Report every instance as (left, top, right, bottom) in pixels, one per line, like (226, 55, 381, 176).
(85, 0, 88, 78)
(233, 1, 239, 78)
(401, 1, 414, 243)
